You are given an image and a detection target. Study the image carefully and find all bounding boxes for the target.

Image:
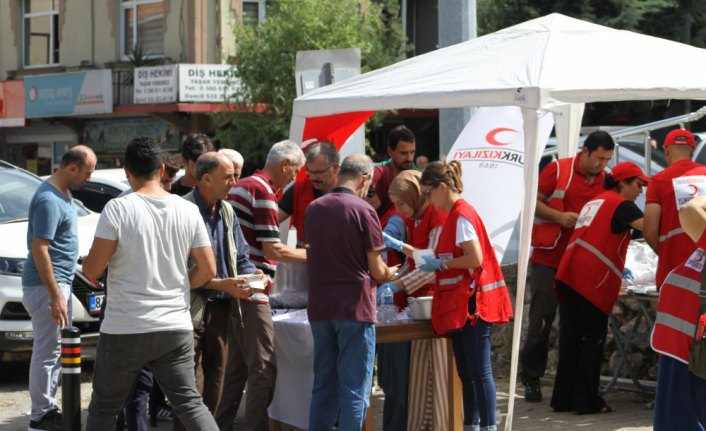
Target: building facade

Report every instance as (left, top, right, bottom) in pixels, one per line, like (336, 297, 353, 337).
(0, 0, 265, 173)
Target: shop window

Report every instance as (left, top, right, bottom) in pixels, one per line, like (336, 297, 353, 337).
(243, 0, 265, 25)
(23, 0, 60, 67)
(121, 0, 165, 59)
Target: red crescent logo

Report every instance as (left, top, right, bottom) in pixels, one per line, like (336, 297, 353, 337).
(689, 184, 699, 196)
(486, 127, 518, 146)
(695, 253, 704, 262)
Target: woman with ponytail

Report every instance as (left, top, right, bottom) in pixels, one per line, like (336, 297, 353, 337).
(418, 160, 513, 431)
(551, 161, 648, 414)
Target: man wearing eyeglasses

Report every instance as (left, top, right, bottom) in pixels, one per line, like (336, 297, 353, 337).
(278, 142, 340, 248)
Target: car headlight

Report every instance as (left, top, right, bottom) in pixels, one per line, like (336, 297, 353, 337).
(0, 258, 26, 276)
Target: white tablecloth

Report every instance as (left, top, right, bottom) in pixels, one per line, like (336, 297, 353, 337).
(268, 309, 314, 429)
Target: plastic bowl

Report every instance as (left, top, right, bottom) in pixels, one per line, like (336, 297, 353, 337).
(243, 274, 265, 291)
(408, 296, 433, 320)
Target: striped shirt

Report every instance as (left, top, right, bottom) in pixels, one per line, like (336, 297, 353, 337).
(229, 171, 280, 302)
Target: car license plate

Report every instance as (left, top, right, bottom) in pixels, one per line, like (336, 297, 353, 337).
(88, 294, 105, 314)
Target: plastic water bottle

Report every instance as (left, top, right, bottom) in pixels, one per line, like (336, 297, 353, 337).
(378, 285, 395, 323)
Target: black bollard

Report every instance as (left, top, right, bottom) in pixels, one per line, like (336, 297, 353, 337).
(61, 326, 81, 431)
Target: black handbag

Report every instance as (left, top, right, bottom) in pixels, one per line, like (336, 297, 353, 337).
(688, 266, 706, 380)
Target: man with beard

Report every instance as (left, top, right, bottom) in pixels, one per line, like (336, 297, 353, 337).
(373, 126, 417, 219)
(278, 141, 340, 247)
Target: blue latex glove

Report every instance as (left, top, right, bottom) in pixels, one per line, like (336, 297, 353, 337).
(382, 232, 404, 252)
(419, 255, 443, 272)
(622, 267, 635, 281)
(376, 282, 399, 305)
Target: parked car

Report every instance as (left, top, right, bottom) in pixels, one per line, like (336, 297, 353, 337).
(70, 167, 185, 212)
(0, 160, 104, 361)
(72, 168, 130, 213)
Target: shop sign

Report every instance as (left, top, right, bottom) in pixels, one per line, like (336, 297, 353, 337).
(178, 64, 240, 103)
(0, 81, 25, 127)
(24, 70, 113, 118)
(83, 118, 180, 153)
(134, 65, 178, 104)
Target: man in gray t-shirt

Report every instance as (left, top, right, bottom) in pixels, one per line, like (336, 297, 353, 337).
(82, 138, 246, 431)
(22, 145, 96, 431)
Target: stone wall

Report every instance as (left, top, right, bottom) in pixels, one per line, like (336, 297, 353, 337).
(492, 264, 658, 381)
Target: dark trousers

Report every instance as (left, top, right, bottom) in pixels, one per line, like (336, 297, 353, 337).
(378, 342, 410, 431)
(450, 298, 496, 428)
(116, 368, 153, 431)
(550, 282, 608, 414)
(86, 331, 218, 430)
(215, 300, 276, 431)
(100, 293, 153, 431)
(174, 299, 230, 431)
(521, 262, 559, 381)
(654, 355, 706, 430)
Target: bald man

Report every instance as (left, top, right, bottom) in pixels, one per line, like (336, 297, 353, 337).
(22, 145, 96, 430)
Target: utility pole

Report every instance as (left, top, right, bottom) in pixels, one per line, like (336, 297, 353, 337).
(438, 0, 476, 159)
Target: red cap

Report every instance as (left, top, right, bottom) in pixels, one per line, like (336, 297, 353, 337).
(610, 161, 650, 184)
(664, 129, 695, 148)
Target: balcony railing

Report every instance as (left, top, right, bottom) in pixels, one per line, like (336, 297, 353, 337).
(112, 69, 134, 106)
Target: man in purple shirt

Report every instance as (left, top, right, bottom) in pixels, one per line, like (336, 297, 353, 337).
(304, 154, 398, 431)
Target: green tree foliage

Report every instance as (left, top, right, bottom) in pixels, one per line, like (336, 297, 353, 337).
(214, 0, 407, 164)
(476, 0, 706, 124)
(477, 0, 681, 37)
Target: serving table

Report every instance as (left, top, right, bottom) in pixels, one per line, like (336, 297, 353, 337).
(268, 310, 462, 430)
(603, 290, 659, 393)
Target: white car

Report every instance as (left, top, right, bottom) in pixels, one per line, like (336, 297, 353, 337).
(0, 160, 103, 361)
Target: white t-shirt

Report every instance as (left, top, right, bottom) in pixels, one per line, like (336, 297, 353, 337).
(94, 193, 210, 334)
(456, 216, 478, 245)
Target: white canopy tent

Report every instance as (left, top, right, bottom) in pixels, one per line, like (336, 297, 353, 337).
(289, 13, 706, 429)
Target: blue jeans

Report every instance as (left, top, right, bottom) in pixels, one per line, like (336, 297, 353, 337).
(654, 355, 706, 431)
(86, 331, 217, 431)
(309, 320, 376, 431)
(451, 315, 497, 431)
(22, 283, 72, 421)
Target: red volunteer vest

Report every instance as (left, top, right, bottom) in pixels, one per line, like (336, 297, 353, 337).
(654, 164, 706, 289)
(392, 204, 448, 308)
(290, 176, 316, 245)
(555, 190, 631, 315)
(532, 157, 575, 249)
(432, 199, 513, 335)
(651, 248, 704, 364)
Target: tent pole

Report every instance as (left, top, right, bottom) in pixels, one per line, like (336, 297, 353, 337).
(505, 109, 543, 431)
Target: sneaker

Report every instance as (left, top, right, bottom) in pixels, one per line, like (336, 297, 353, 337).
(524, 378, 542, 402)
(28, 408, 62, 431)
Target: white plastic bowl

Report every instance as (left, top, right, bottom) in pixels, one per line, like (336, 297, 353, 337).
(243, 274, 265, 291)
(408, 296, 433, 320)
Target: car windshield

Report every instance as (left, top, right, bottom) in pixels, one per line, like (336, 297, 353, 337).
(0, 166, 89, 223)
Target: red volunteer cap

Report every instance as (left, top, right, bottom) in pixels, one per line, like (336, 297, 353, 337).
(664, 129, 695, 148)
(610, 161, 650, 184)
